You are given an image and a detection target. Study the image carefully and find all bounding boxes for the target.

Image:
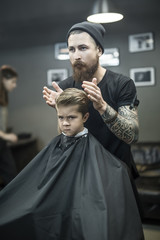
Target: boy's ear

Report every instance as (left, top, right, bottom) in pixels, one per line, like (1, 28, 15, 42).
(83, 112, 89, 123)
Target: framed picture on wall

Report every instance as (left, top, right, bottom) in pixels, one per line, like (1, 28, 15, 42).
(129, 32, 154, 52)
(130, 67, 155, 87)
(47, 69, 68, 86)
(54, 42, 69, 60)
(99, 48, 119, 66)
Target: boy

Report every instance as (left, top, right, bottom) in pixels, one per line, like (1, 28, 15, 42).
(56, 88, 89, 139)
(0, 89, 143, 239)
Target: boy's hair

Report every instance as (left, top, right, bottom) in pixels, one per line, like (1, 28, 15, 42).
(56, 88, 89, 116)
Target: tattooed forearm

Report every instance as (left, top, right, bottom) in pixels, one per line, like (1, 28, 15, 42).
(101, 105, 118, 124)
(101, 105, 139, 144)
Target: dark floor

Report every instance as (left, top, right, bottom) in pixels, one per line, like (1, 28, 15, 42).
(143, 224, 160, 240)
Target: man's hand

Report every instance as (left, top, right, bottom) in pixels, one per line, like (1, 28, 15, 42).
(82, 78, 107, 115)
(43, 81, 63, 108)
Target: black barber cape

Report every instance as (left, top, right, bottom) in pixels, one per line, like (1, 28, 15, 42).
(0, 132, 143, 240)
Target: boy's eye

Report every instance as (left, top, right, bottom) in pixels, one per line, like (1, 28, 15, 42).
(58, 116, 77, 121)
(68, 116, 76, 120)
(58, 116, 64, 120)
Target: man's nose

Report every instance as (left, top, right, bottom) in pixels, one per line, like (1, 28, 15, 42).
(74, 49, 81, 60)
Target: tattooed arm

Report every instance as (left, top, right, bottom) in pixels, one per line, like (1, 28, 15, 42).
(101, 105, 139, 144)
(82, 78, 139, 144)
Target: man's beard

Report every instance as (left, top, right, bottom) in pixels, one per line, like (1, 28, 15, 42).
(72, 59, 99, 82)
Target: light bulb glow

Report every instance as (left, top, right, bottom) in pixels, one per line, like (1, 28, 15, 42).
(87, 13, 124, 23)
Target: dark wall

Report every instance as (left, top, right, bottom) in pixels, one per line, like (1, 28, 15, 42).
(0, 16, 159, 149)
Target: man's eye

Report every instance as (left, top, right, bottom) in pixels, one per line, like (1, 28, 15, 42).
(80, 46, 87, 51)
(69, 47, 74, 52)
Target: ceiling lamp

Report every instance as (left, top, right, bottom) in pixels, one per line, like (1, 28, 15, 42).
(87, 0, 124, 24)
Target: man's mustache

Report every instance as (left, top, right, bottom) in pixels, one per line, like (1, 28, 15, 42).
(73, 61, 86, 68)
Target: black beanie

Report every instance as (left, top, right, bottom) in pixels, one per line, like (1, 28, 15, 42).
(66, 21, 106, 53)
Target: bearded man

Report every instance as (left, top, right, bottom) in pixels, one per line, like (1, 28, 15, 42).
(43, 21, 139, 179)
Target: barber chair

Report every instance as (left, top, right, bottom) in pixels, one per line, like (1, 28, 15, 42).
(132, 142, 160, 224)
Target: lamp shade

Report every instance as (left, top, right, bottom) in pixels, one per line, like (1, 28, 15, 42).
(87, 0, 124, 23)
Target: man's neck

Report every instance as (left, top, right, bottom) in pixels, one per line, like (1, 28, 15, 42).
(94, 66, 106, 84)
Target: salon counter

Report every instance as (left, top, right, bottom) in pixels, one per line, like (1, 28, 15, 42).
(8, 137, 39, 173)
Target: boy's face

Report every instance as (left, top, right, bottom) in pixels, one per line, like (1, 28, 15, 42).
(57, 104, 89, 137)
